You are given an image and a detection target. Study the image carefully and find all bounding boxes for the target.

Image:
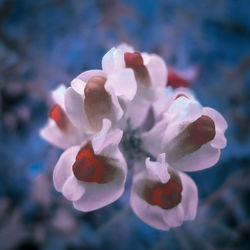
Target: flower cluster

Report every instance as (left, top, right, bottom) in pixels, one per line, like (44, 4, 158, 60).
(41, 43, 227, 230)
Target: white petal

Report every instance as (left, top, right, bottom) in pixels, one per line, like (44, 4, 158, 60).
(40, 120, 72, 149)
(106, 68, 137, 101)
(145, 154, 170, 183)
(144, 53, 167, 90)
(73, 150, 127, 212)
(71, 78, 86, 96)
(125, 100, 151, 129)
(106, 85, 124, 122)
(92, 119, 123, 155)
(203, 107, 227, 149)
(162, 204, 184, 228)
(53, 146, 80, 191)
(117, 43, 134, 53)
(142, 118, 169, 156)
(170, 143, 221, 172)
(77, 69, 106, 84)
(130, 165, 198, 230)
(102, 47, 125, 74)
(203, 107, 228, 131)
(130, 171, 170, 230)
(62, 175, 85, 201)
(64, 87, 90, 132)
(179, 172, 198, 220)
(51, 85, 67, 108)
(167, 97, 203, 124)
(130, 187, 170, 230)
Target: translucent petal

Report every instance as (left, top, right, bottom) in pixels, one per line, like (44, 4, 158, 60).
(62, 175, 85, 202)
(102, 47, 125, 74)
(106, 68, 137, 101)
(53, 146, 80, 191)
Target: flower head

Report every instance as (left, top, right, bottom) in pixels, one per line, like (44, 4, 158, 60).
(40, 85, 84, 149)
(143, 97, 227, 171)
(130, 154, 198, 230)
(41, 43, 228, 231)
(53, 119, 127, 211)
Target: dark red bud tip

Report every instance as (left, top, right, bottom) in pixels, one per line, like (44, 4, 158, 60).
(144, 178, 182, 210)
(188, 115, 216, 146)
(49, 104, 69, 131)
(167, 70, 189, 89)
(175, 93, 190, 100)
(124, 52, 144, 68)
(72, 142, 116, 184)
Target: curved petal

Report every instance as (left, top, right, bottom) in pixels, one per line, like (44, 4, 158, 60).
(64, 87, 90, 132)
(62, 175, 85, 202)
(203, 107, 228, 131)
(40, 120, 72, 149)
(145, 154, 170, 183)
(125, 100, 151, 129)
(77, 69, 106, 83)
(105, 85, 124, 122)
(106, 68, 137, 101)
(142, 117, 169, 156)
(130, 163, 198, 230)
(179, 172, 198, 220)
(51, 85, 67, 108)
(162, 204, 184, 228)
(92, 119, 123, 155)
(144, 53, 167, 89)
(170, 143, 221, 172)
(203, 107, 227, 149)
(71, 78, 86, 96)
(73, 150, 127, 211)
(102, 47, 125, 74)
(117, 43, 134, 53)
(53, 146, 80, 191)
(130, 181, 170, 230)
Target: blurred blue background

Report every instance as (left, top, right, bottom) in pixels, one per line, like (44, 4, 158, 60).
(0, 0, 250, 249)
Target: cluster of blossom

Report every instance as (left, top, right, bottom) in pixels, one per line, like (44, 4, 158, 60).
(41, 43, 227, 230)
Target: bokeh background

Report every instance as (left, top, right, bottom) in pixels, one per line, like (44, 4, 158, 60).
(0, 0, 250, 249)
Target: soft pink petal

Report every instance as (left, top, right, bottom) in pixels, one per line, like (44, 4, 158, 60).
(106, 68, 137, 101)
(73, 150, 127, 212)
(53, 146, 80, 191)
(64, 87, 90, 132)
(203, 107, 227, 149)
(143, 53, 167, 90)
(77, 69, 106, 83)
(145, 154, 170, 183)
(130, 171, 170, 230)
(92, 119, 123, 155)
(51, 85, 67, 108)
(71, 78, 86, 96)
(62, 175, 85, 202)
(125, 100, 151, 129)
(117, 43, 134, 53)
(40, 120, 72, 149)
(142, 118, 169, 156)
(179, 172, 198, 220)
(170, 143, 221, 172)
(102, 47, 125, 74)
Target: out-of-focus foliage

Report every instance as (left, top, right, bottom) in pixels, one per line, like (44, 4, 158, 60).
(0, 0, 249, 249)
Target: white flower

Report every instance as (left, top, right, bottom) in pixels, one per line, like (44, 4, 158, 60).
(53, 119, 127, 211)
(130, 153, 198, 230)
(65, 49, 138, 133)
(153, 85, 196, 122)
(143, 97, 228, 171)
(40, 85, 85, 149)
(105, 44, 168, 128)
